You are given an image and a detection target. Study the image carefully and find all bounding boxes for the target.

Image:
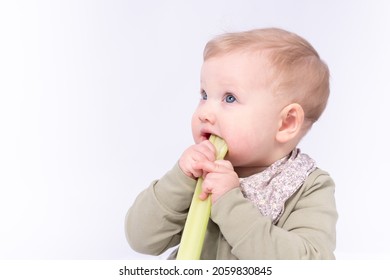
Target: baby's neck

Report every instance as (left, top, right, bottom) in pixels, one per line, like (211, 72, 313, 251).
(234, 166, 267, 178)
(235, 150, 295, 178)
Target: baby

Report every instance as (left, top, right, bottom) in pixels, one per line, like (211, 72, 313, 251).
(125, 28, 337, 259)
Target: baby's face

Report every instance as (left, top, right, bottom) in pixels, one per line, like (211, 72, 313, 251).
(192, 51, 283, 176)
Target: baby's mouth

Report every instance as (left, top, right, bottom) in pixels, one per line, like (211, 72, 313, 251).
(200, 131, 212, 141)
(204, 133, 212, 139)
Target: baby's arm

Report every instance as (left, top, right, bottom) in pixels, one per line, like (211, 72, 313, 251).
(211, 169, 337, 259)
(125, 140, 217, 256)
(125, 163, 196, 255)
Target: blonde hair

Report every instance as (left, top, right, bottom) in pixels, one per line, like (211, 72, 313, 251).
(203, 28, 330, 125)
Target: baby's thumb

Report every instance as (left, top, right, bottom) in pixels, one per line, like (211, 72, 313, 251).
(198, 190, 209, 201)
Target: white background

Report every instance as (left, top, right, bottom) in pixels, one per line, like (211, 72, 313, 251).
(1, 0, 389, 260)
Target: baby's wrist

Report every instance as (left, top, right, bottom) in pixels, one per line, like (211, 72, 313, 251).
(178, 161, 195, 179)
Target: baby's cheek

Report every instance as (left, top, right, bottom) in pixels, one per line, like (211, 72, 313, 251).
(228, 138, 257, 163)
(224, 146, 243, 164)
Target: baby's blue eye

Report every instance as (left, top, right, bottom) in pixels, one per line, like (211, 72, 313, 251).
(225, 94, 236, 103)
(201, 91, 207, 100)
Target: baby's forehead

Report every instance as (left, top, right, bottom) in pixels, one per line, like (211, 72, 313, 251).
(201, 50, 271, 77)
(203, 50, 275, 77)
(201, 51, 277, 93)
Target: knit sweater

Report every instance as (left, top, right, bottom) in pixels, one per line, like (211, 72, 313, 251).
(125, 163, 337, 259)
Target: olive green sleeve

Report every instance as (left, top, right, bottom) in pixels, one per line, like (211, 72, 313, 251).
(211, 169, 337, 259)
(125, 163, 196, 255)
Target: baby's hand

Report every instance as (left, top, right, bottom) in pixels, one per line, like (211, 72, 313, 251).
(193, 160, 239, 203)
(179, 140, 216, 179)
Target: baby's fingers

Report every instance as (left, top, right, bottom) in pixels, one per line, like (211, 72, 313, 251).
(194, 140, 216, 162)
(193, 159, 233, 174)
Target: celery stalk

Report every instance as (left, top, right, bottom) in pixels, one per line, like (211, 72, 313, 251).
(176, 135, 228, 260)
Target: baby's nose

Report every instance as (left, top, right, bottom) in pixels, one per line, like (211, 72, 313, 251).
(199, 109, 216, 124)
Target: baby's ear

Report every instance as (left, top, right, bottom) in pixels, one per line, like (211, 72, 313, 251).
(276, 103, 304, 144)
